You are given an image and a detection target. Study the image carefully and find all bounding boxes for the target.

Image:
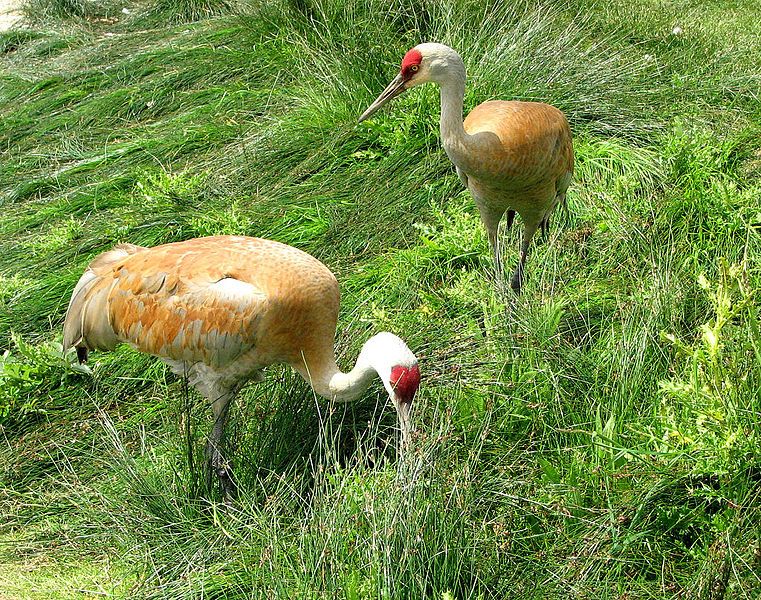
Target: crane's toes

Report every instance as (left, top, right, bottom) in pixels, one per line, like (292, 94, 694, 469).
(205, 449, 237, 501)
(510, 268, 524, 294)
(216, 467, 238, 502)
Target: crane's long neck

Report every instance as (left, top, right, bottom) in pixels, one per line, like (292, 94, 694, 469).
(295, 332, 414, 403)
(297, 349, 377, 403)
(327, 359, 377, 402)
(437, 70, 474, 170)
(439, 75, 466, 144)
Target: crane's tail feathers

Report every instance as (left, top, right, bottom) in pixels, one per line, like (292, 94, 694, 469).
(62, 268, 99, 351)
(63, 243, 146, 359)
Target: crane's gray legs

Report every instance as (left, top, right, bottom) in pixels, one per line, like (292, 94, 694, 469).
(505, 210, 516, 231)
(474, 200, 507, 285)
(487, 226, 503, 281)
(205, 389, 237, 500)
(540, 213, 550, 237)
(486, 207, 538, 294)
(475, 199, 545, 293)
(511, 223, 538, 293)
(484, 208, 532, 293)
(540, 191, 565, 238)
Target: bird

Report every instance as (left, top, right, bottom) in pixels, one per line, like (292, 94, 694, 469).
(359, 43, 574, 292)
(62, 235, 420, 497)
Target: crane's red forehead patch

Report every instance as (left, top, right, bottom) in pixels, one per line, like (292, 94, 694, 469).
(401, 48, 423, 71)
(390, 363, 421, 404)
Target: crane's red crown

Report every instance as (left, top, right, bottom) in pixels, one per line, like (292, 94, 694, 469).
(390, 363, 420, 404)
(401, 48, 423, 79)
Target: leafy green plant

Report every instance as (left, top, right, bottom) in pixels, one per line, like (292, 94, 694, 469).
(136, 170, 208, 209)
(656, 259, 760, 471)
(0, 334, 90, 423)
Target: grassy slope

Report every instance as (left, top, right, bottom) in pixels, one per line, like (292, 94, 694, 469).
(1, 0, 760, 597)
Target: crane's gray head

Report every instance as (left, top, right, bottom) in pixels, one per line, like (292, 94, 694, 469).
(358, 43, 465, 123)
(361, 332, 420, 447)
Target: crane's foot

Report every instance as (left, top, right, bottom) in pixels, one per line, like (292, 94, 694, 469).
(215, 466, 237, 502)
(205, 443, 237, 502)
(510, 264, 524, 294)
(205, 461, 237, 502)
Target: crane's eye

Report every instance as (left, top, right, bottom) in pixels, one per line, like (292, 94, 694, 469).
(410, 65, 419, 73)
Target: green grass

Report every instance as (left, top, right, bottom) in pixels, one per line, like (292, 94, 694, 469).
(1, 0, 760, 597)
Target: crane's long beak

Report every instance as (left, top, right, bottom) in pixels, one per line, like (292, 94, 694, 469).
(358, 73, 406, 123)
(393, 395, 412, 453)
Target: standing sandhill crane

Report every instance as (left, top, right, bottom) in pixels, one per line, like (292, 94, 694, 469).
(63, 236, 420, 497)
(359, 43, 574, 292)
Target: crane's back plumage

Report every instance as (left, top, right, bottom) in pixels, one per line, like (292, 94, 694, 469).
(461, 100, 573, 189)
(63, 236, 340, 378)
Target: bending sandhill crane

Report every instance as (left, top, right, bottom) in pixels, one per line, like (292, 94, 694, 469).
(359, 43, 574, 292)
(63, 236, 420, 496)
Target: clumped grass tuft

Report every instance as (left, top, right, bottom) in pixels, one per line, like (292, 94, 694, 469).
(140, 0, 238, 25)
(22, 0, 119, 20)
(0, 30, 45, 54)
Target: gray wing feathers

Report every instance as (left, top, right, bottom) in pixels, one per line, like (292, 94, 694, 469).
(62, 244, 146, 353)
(62, 269, 99, 350)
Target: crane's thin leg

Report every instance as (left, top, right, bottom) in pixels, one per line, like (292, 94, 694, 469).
(474, 200, 507, 285)
(205, 388, 237, 500)
(511, 223, 538, 293)
(488, 226, 503, 282)
(540, 213, 550, 238)
(505, 210, 516, 231)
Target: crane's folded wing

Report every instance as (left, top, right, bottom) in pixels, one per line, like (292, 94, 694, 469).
(107, 262, 268, 369)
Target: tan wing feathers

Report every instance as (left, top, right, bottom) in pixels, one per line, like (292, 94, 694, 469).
(108, 267, 266, 367)
(62, 270, 99, 350)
